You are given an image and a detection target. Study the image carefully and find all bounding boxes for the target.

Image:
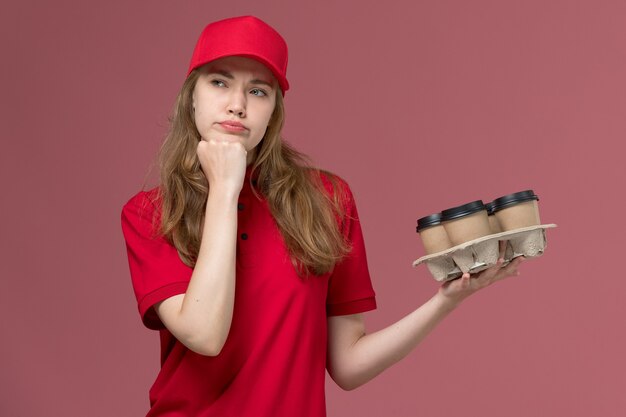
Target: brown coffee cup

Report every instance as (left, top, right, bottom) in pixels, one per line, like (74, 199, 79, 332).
(441, 200, 492, 246)
(492, 190, 540, 231)
(485, 201, 503, 233)
(416, 213, 453, 255)
(492, 191, 543, 257)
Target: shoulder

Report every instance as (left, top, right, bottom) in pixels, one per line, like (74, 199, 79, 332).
(314, 169, 353, 203)
(122, 187, 161, 214)
(121, 187, 162, 234)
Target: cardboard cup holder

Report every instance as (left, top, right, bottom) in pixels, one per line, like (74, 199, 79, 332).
(415, 191, 555, 281)
(413, 224, 557, 282)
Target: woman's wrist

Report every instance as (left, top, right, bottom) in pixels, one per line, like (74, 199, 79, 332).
(207, 185, 240, 203)
(432, 289, 466, 313)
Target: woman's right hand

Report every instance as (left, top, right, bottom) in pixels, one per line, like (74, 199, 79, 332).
(196, 135, 248, 194)
(158, 134, 246, 357)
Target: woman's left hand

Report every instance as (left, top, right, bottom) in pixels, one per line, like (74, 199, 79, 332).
(438, 242, 525, 308)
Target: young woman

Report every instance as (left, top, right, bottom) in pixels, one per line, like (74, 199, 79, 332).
(121, 15, 524, 417)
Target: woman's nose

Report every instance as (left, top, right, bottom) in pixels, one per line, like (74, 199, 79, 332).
(227, 91, 246, 117)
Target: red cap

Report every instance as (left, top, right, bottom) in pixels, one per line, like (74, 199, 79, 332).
(187, 16, 290, 95)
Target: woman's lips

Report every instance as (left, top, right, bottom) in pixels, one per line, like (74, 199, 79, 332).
(218, 121, 247, 132)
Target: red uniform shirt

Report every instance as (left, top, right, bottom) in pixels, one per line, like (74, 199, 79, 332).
(121, 169, 376, 416)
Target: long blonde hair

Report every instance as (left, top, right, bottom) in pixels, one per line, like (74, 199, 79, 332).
(156, 68, 351, 276)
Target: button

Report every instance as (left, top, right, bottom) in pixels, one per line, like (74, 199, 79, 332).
(241, 233, 248, 240)
(252, 179, 258, 186)
(238, 203, 245, 211)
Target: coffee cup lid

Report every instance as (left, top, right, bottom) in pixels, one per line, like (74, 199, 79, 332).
(491, 190, 539, 212)
(485, 201, 496, 215)
(416, 213, 442, 233)
(441, 200, 486, 222)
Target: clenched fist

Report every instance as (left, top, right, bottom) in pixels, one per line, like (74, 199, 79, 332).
(197, 136, 248, 195)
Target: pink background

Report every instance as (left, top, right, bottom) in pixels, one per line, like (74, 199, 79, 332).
(2, 0, 624, 415)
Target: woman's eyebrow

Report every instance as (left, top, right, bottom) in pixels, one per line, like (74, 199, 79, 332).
(250, 79, 273, 88)
(208, 69, 273, 89)
(209, 69, 234, 79)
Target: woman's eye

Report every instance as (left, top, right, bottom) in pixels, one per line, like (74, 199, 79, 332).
(211, 79, 226, 87)
(250, 88, 267, 97)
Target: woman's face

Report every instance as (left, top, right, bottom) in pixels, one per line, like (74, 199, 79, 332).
(192, 56, 277, 163)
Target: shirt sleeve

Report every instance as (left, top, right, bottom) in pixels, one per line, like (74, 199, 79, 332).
(121, 189, 192, 330)
(325, 177, 377, 316)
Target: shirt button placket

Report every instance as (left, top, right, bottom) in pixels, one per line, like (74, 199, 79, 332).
(237, 199, 248, 241)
